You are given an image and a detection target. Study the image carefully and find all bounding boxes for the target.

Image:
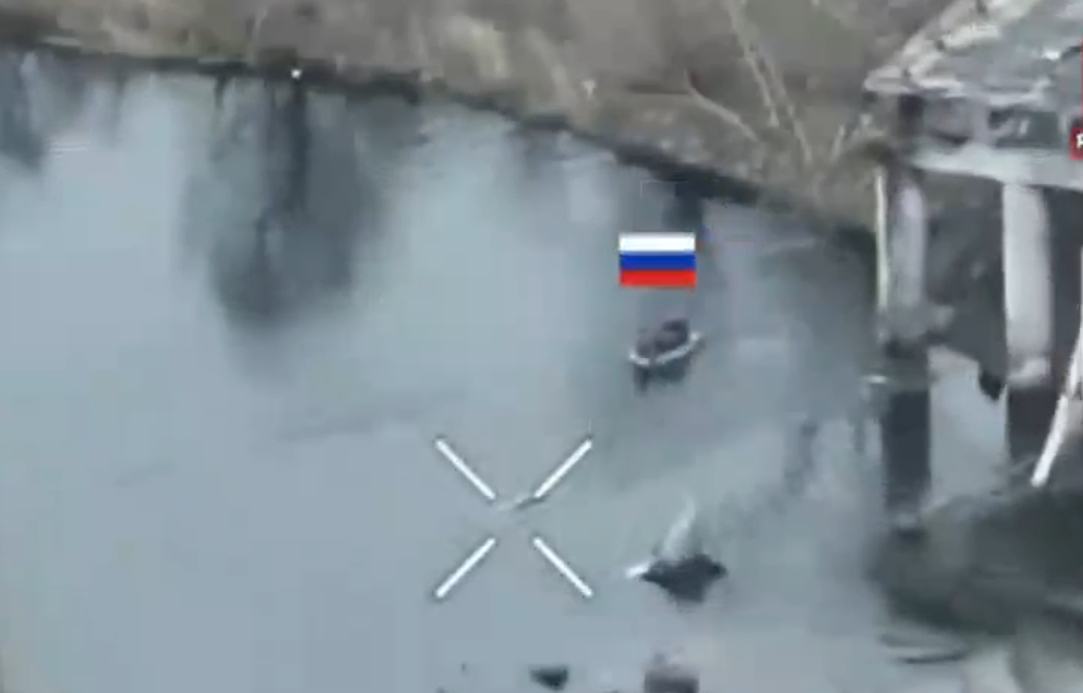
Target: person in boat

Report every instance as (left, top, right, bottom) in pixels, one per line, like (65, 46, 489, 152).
(631, 177, 706, 365)
(634, 319, 694, 363)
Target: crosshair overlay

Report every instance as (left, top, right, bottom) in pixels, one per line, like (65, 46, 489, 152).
(430, 435, 593, 601)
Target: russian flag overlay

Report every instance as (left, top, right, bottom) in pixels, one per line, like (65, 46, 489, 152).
(619, 232, 697, 288)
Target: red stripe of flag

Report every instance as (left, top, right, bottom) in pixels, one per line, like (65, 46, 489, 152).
(620, 269, 697, 288)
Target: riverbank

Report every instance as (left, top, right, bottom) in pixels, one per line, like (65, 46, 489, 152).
(0, 0, 953, 230)
(2, 35, 1083, 693)
(0, 66, 944, 693)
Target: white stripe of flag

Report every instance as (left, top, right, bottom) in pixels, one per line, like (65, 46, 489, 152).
(619, 232, 696, 254)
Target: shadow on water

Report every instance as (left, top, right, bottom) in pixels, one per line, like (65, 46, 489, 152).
(0, 50, 45, 168)
(0, 50, 100, 171)
(187, 75, 386, 332)
(348, 91, 427, 157)
(101, 62, 133, 143)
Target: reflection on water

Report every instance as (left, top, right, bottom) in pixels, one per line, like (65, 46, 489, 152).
(186, 77, 383, 330)
(0, 50, 102, 169)
(0, 51, 45, 168)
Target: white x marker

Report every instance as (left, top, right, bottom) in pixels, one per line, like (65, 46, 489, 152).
(432, 537, 499, 601)
(431, 435, 594, 601)
(531, 438, 593, 502)
(434, 437, 497, 502)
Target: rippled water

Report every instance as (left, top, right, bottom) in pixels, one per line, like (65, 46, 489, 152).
(0, 51, 1008, 693)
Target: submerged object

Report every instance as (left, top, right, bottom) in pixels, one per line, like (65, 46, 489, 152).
(626, 496, 727, 602)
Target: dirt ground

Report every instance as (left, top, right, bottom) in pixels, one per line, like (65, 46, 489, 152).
(0, 0, 954, 226)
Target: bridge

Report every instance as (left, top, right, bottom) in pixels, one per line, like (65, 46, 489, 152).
(862, 0, 1083, 522)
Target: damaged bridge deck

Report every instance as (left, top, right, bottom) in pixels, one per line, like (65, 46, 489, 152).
(868, 0, 1082, 116)
(866, 0, 1082, 188)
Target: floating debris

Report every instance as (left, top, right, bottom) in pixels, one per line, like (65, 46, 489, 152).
(643, 654, 698, 693)
(528, 664, 570, 691)
(626, 496, 727, 603)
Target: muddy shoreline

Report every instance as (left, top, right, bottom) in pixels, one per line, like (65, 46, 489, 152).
(0, 32, 878, 272)
(0, 0, 954, 236)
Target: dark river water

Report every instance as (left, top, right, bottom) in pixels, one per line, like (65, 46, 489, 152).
(0, 51, 1009, 693)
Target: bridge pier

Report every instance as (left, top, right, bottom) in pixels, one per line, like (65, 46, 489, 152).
(1001, 183, 1057, 465)
(874, 159, 932, 528)
(873, 167, 1081, 503)
(860, 0, 1083, 511)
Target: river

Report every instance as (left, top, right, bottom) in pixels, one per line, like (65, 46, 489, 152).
(0, 50, 1007, 693)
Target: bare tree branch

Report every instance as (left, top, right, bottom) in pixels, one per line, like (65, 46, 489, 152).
(715, 0, 780, 129)
(679, 68, 760, 143)
(710, 0, 813, 166)
(808, 0, 867, 36)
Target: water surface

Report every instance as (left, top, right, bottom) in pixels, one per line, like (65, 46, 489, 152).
(0, 52, 1005, 693)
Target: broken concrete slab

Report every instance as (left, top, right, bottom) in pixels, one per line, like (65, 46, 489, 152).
(871, 485, 1083, 635)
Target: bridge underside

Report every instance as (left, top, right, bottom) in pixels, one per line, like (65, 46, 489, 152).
(863, 0, 1083, 511)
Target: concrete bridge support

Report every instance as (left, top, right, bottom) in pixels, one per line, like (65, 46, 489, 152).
(872, 128, 1083, 520)
(874, 161, 932, 528)
(1001, 183, 1057, 464)
(872, 127, 1083, 504)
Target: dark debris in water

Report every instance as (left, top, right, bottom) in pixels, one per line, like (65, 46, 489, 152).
(528, 664, 570, 691)
(636, 554, 727, 604)
(643, 655, 698, 693)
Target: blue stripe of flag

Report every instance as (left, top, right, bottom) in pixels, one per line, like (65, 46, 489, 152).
(619, 253, 696, 271)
